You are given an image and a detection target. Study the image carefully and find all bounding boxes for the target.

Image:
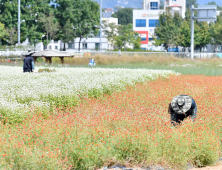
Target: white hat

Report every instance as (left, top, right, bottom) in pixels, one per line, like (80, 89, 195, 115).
(27, 50, 34, 55)
(171, 95, 192, 114)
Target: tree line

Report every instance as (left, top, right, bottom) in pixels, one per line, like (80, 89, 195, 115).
(153, 10, 222, 52)
(0, 0, 100, 51)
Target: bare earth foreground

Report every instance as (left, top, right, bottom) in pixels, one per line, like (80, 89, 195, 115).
(190, 160, 222, 170)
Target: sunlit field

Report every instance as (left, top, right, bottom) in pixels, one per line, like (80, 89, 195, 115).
(0, 66, 176, 124)
(2, 55, 222, 76)
(0, 64, 222, 169)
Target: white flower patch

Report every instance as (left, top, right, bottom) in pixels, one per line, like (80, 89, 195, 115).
(0, 66, 179, 115)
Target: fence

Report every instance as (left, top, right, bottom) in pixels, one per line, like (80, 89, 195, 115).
(63, 51, 222, 59)
(1, 51, 222, 60)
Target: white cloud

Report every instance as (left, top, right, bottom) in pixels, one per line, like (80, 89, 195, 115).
(124, 1, 128, 5)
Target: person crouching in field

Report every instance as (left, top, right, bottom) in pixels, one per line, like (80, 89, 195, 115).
(23, 50, 35, 73)
(168, 95, 197, 126)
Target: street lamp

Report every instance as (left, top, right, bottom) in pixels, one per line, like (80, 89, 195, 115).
(100, 0, 102, 51)
(18, 0, 26, 46)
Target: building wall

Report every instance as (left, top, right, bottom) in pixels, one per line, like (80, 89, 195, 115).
(164, 0, 186, 18)
(143, 0, 160, 10)
(133, 9, 164, 48)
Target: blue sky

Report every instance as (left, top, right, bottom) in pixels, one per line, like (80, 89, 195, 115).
(197, 0, 222, 5)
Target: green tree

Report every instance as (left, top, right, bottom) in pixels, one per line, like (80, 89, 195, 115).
(0, 22, 7, 44)
(5, 27, 17, 45)
(209, 15, 222, 52)
(179, 20, 191, 51)
(102, 20, 118, 50)
(195, 22, 211, 53)
(55, 0, 100, 51)
(133, 32, 141, 49)
(72, 0, 100, 51)
(115, 24, 138, 50)
(111, 8, 133, 25)
(154, 12, 183, 51)
(186, 0, 198, 8)
(39, 11, 60, 46)
(0, 0, 53, 45)
(206, 1, 222, 10)
(60, 19, 76, 51)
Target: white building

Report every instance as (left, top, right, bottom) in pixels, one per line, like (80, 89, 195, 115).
(133, 0, 186, 50)
(164, 0, 186, 18)
(69, 16, 118, 51)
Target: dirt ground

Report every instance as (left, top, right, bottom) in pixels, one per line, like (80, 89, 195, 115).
(190, 161, 222, 170)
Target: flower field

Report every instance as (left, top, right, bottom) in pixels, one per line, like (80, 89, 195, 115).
(0, 66, 222, 170)
(0, 66, 176, 123)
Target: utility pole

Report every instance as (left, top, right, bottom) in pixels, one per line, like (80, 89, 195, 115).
(18, 0, 20, 46)
(100, 0, 102, 51)
(191, 5, 194, 60)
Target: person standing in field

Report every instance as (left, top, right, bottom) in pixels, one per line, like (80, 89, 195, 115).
(23, 50, 35, 72)
(118, 48, 121, 57)
(168, 95, 197, 126)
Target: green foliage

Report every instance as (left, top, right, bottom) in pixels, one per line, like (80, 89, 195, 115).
(0, 0, 53, 45)
(59, 19, 75, 50)
(209, 15, 222, 52)
(206, 1, 222, 10)
(195, 22, 211, 52)
(38, 11, 60, 47)
(179, 20, 191, 50)
(5, 27, 18, 45)
(102, 21, 118, 50)
(186, 0, 198, 8)
(133, 35, 142, 49)
(0, 22, 7, 43)
(55, 0, 100, 51)
(115, 24, 139, 50)
(111, 7, 133, 25)
(154, 12, 183, 50)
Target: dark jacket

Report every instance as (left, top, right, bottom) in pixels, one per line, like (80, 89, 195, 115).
(23, 55, 34, 71)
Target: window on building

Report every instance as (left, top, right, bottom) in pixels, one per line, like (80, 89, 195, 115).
(82, 43, 87, 49)
(55, 46, 58, 49)
(68, 43, 72, 49)
(150, 2, 158, 10)
(141, 37, 147, 41)
(172, 0, 176, 1)
(95, 43, 100, 50)
(140, 34, 147, 41)
(149, 19, 159, 27)
(49, 46, 52, 50)
(136, 19, 146, 27)
(149, 38, 153, 41)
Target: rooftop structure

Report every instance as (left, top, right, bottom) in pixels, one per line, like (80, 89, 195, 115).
(102, 11, 113, 18)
